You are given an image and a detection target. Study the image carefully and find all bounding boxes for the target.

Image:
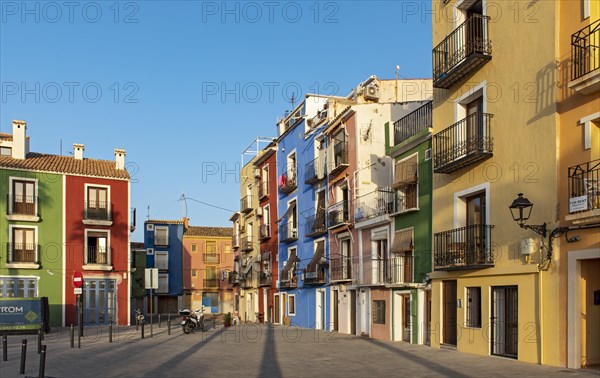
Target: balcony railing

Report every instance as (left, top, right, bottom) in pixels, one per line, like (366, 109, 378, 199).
(305, 212, 327, 237)
(305, 157, 326, 185)
(241, 236, 254, 252)
(232, 234, 240, 249)
(241, 273, 253, 289)
(6, 243, 38, 264)
(571, 19, 600, 81)
(279, 276, 297, 289)
(433, 112, 493, 174)
(357, 257, 414, 285)
(258, 272, 272, 286)
(355, 188, 394, 222)
(279, 222, 298, 243)
(86, 246, 110, 265)
(7, 195, 38, 216)
(228, 271, 240, 285)
(279, 169, 297, 195)
(433, 13, 492, 88)
(258, 180, 269, 199)
(259, 224, 271, 240)
(308, 108, 327, 127)
(328, 141, 349, 176)
(130, 207, 136, 232)
(203, 278, 219, 288)
(241, 195, 253, 213)
(84, 201, 112, 221)
(568, 159, 600, 215)
(434, 224, 494, 270)
(304, 263, 327, 285)
(330, 255, 352, 282)
(394, 101, 433, 145)
(328, 200, 350, 229)
(203, 253, 220, 264)
(261, 251, 271, 262)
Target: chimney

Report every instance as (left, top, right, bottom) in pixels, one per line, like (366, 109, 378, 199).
(11, 120, 27, 160)
(73, 144, 84, 160)
(114, 148, 126, 170)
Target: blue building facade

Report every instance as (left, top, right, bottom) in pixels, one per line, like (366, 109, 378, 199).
(277, 95, 330, 329)
(144, 219, 186, 314)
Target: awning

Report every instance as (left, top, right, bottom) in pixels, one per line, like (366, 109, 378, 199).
(276, 202, 297, 223)
(391, 228, 413, 253)
(281, 249, 298, 280)
(393, 155, 418, 188)
(314, 193, 326, 229)
(306, 240, 325, 272)
(244, 258, 254, 274)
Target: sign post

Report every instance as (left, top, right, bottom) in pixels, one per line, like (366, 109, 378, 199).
(73, 272, 84, 340)
(145, 269, 159, 338)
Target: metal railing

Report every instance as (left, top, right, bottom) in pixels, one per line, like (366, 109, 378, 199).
(5, 243, 38, 263)
(434, 224, 494, 270)
(86, 246, 110, 265)
(305, 157, 325, 184)
(305, 212, 327, 237)
(330, 255, 352, 281)
(279, 167, 297, 194)
(279, 222, 298, 242)
(571, 19, 600, 81)
(304, 263, 327, 285)
(259, 224, 271, 240)
(328, 200, 350, 228)
(241, 236, 254, 252)
(433, 14, 492, 86)
(433, 112, 493, 173)
(203, 279, 219, 288)
(279, 276, 297, 289)
(308, 109, 327, 127)
(241, 195, 253, 213)
(394, 101, 432, 145)
(203, 253, 220, 263)
(7, 195, 38, 216)
(357, 256, 414, 285)
(568, 159, 600, 214)
(228, 271, 240, 285)
(355, 188, 394, 222)
(84, 201, 112, 221)
(259, 272, 272, 286)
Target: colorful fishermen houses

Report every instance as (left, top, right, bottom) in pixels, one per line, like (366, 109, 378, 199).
(0, 120, 134, 326)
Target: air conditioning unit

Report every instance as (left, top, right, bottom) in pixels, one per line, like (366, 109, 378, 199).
(254, 168, 261, 179)
(256, 208, 263, 217)
(364, 83, 380, 101)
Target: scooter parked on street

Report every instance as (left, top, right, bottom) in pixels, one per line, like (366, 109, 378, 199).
(180, 306, 205, 334)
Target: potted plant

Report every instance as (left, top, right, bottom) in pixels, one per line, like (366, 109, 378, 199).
(224, 312, 232, 327)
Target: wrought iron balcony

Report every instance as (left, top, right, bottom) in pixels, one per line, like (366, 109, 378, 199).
(279, 276, 297, 289)
(279, 168, 297, 195)
(355, 188, 394, 222)
(328, 141, 349, 176)
(433, 14, 492, 88)
(305, 157, 326, 185)
(228, 271, 240, 285)
(5, 243, 39, 264)
(330, 255, 352, 282)
(241, 273, 253, 289)
(307, 108, 327, 128)
(357, 257, 413, 285)
(258, 272, 272, 286)
(394, 101, 432, 145)
(328, 200, 350, 229)
(259, 224, 271, 240)
(84, 201, 112, 221)
(304, 263, 327, 285)
(241, 236, 254, 252)
(434, 224, 494, 270)
(7, 195, 39, 217)
(240, 195, 253, 213)
(433, 112, 493, 174)
(305, 212, 327, 237)
(203, 279, 219, 288)
(86, 246, 111, 265)
(203, 253, 220, 264)
(571, 19, 600, 92)
(567, 159, 600, 222)
(279, 222, 298, 243)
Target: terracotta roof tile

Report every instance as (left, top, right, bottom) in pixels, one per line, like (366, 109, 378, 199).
(0, 133, 12, 141)
(131, 242, 145, 250)
(146, 220, 185, 225)
(185, 226, 233, 237)
(0, 152, 129, 179)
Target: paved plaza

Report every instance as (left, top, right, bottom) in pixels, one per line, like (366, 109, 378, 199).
(1, 321, 599, 378)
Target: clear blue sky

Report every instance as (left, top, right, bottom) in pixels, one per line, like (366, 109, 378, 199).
(0, 0, 432, 240)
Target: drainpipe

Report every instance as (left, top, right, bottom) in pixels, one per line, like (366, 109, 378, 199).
(539, 267, 543, 365)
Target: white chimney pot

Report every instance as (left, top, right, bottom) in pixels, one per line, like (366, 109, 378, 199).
(11, 120, 27, 160)
(114, 148, 126, 170)
(73, 144, 84, 160)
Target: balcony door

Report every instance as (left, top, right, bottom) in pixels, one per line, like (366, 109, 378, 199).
(83, 279, 116, 325)
(12, 180, 35, 215)
(373, 239, 387, 284)
(87, 187, 108, 220)
(492, 286, 518, 359)
(466, 0, 484, 54)
(466, 97, 483, 153)
(466, 192, 486, 264)
(11, 228, 35, 263)
(87, 232, 108, 264)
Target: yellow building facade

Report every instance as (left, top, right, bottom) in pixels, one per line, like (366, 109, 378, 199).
(429, 0, 585, 366)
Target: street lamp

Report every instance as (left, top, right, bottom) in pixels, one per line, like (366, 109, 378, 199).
(509, 193, 547, 237)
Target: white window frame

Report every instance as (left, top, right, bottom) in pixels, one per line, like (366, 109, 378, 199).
(155, 251, 169, 271)
(395, 152, 419, 213)
(262, 164, 270, 195)
(83, 228, 112, 270)
(6, 225, 39, 269)
(288, 294, 296, 316)
(286, 197, 298, 237)
(287, 149, 297, 180)
(154, 226, 169, 246)
(84, 183, 111, 208)
(7, 176, 39, 220)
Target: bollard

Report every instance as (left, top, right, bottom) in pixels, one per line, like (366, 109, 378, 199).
(141, 321, 145, 339)
(158, 314, 161, 328)
(38, 327, 42, 354)
(150, 321, 153, 338)
(2, 335, 7, 362)
(167, 315, 171, 336)
(136, 317, 139, 331)
(70, 325, 74, 349)
(109, 318, 113, 343)
(20, 339, 27, 375)
(38, 344, 46, 378)
(78, 327, 81, 349)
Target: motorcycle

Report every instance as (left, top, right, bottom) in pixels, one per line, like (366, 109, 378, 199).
(180, 307, 205, 334)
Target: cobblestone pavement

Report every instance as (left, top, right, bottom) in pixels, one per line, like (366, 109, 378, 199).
(1, 322, 599, 377)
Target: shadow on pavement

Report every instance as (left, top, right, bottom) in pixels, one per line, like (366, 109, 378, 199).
(259, 324, 282, 377)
